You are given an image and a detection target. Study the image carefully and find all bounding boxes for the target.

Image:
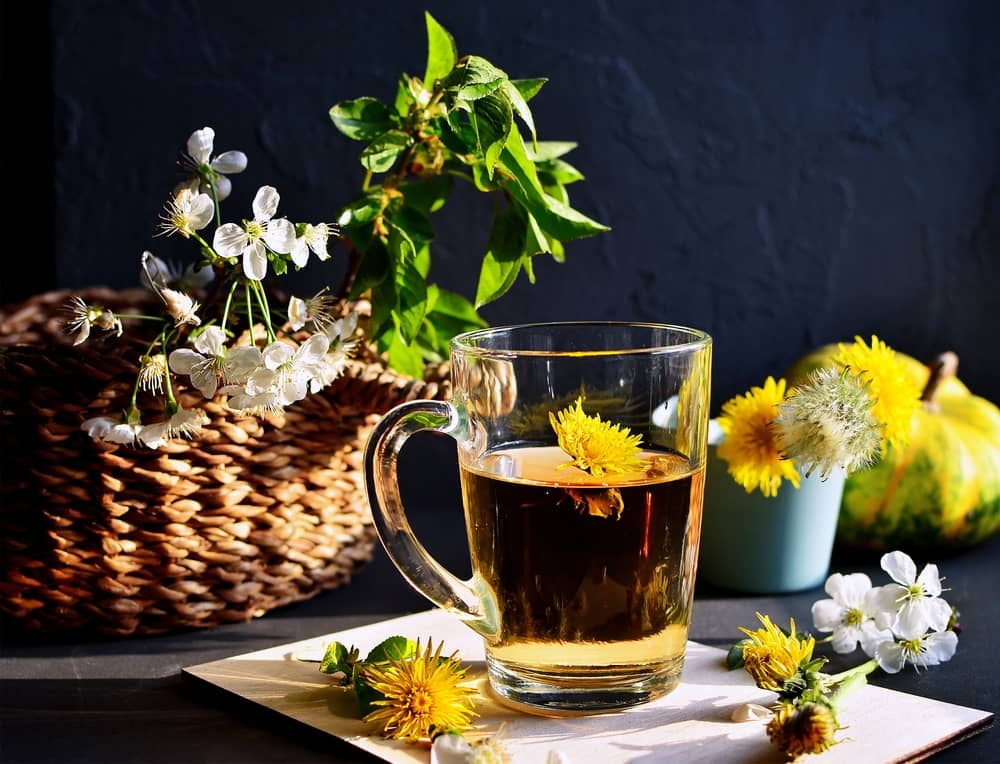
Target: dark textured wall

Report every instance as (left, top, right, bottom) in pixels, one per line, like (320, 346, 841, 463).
(37, 0, 1000, 405)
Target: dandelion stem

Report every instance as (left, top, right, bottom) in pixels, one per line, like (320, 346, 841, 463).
(826, 658, 879, 693)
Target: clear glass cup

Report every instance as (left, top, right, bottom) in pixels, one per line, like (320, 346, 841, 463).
(364, 322, 712, 713)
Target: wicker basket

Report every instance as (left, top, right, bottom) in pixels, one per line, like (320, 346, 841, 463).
(0, 288, 447, 638)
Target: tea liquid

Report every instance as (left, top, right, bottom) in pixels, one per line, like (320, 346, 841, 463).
(460, 446, 704, 683)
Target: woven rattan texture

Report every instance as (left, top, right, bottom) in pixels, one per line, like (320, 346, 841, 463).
(0, 288, 446, 637)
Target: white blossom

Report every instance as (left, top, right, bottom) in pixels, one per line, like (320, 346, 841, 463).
(168, 326, 263, 399)
(137, 407, 209, 448)
(157, 187, 214, 238)
(874, 622, 959, 674)
(811, 572, 893, 656)
(289, 222, 334, 267)
(180, 126, 247, 201)
(212, 186, 296, 280)
(139, 253, 214, 292)
(81, 416, 142, 445)
(261, 334, 331, 405)
(65, 297, 122, 345)
(871, 551, 953, 635)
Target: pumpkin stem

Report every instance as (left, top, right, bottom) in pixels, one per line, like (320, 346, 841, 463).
(921, 352, 958, 412)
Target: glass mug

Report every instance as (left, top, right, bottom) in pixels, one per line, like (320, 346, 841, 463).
(364, 322, 712, 713)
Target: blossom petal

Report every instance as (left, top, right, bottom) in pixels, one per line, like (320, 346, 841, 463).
(306, 223, 331, 259)
(296, 332, 331, 362)
(288, 296, 308, 331)
(223, 347, 264, 383)
(252, 185, 280, 222)
(210, 150, 247, 175)
(921, 630, 958, 666)
(811, 598, 843, 633)
(193, 325, 226, 356)
(859, 622, 894, 657)
(830, 625, 863, 655)
(191, 365, 219, 399)
(213, 223, 248, 259)
(169, 348, 203, 375)
(923, 596, 953, 633)
(262, 341, 294, 369)
(187, 194, 215, 231)
(870, 584, 904, 630)
(104, 423, 141, 445)
(881, 550, 917, 585)
(138, 422, 170, 449)
(289, 236, 310, 268)
(833, 572, 872, 608)
(916, 563, 943, 597)
(212, 174, 232, 201)
(187, 126, 215, 164)
(874, 640, 906, 674)
(81, 416, 114, 439)
(243, 239, 268, 281)
(264, 218, 296, 255)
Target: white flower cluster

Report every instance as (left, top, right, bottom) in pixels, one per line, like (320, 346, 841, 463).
(75, 127, 353, 449)
(811, 550, 958, 673)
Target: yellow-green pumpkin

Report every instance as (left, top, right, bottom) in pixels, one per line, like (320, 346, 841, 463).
(787, 346, 1000, 551)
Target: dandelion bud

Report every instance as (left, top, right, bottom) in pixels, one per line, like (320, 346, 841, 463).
(766, 701, 839, 759)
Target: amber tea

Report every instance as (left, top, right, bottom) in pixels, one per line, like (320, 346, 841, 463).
(460, 445, 704, 700)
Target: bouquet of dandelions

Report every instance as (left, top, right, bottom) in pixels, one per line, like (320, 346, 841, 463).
(730, 549, 960, 759)
(714, 335, 924, 495)
(68, 11, 608, 450)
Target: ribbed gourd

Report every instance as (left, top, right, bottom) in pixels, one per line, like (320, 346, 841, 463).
(787, 347, 1000, 551)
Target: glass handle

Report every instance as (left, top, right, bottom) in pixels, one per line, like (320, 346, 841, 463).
(363, 399, 498, 640)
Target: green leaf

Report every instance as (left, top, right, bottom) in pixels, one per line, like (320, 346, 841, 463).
(475, 206, 525, 308)
(541, 180, 569, 206)
(353, 665, 382, 717)
(365, 635, 416, 664)
(511, 77, 547, 102)
(337, 192, 383, 227)
(387, 204, 435, 246)
(500, 129, 609, 241)
(349, 237, 390, 299)
(429, 288, 487, 331)
(423, 12, 457, 89)
(445, 55, 508, 102)
(393, 75, 414, 117)
(502, 80, 537, 148)
(329, 97, 396, 141)
(523, 209, 549, 257)
(387, 331, 426, 379)
(414, 240, 431, 279)
(526, 140, 578, 161)
(399, 175, 452, 214)
(387, 223, 428, 343)
(470, 92, 513, 177)
(726, 640, 748, 670)
(438, 115, 476, 155)
(360, 130, 413, 173)
(537, 157, 584, 185)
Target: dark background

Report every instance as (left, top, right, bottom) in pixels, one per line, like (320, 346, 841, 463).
(5, 0, 1000, 408)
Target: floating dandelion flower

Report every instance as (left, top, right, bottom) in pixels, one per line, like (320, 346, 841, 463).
(766, 701, 839, 759)
(549, 396, 644, 478)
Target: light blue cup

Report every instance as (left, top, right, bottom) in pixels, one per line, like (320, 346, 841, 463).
(698, 442, 845, 594)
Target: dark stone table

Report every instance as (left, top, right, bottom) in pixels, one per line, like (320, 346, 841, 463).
(2, 499, 997, 763)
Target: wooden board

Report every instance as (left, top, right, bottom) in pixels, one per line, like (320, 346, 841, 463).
(183, 610, 992, 763)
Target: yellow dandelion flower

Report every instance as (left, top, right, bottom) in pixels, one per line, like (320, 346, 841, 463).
(549, 397, 644, 478)
(738, 612, 815, 692)
(766, 701, 839, 759)
(361, 639, 478, 741)
(834, 335, 921, 452)
(716, 377, 800, 497)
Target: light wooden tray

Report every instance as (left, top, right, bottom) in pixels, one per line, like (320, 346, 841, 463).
(183, 609, 992, 763)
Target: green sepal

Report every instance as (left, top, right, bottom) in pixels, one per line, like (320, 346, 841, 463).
(726, 639, 748, 670)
